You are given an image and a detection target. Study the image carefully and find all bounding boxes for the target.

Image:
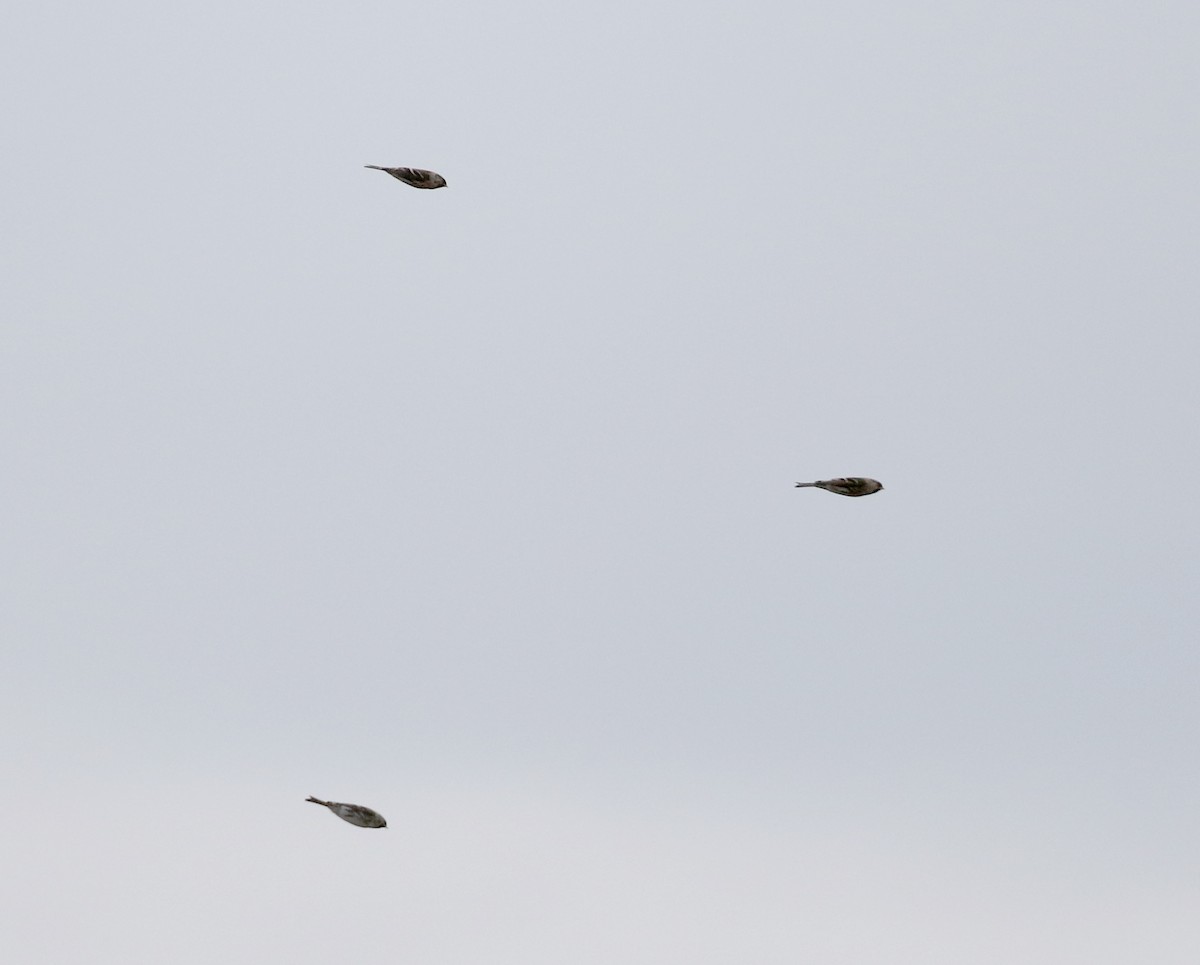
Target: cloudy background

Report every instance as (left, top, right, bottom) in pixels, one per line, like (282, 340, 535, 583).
(3, 1, 1198, 961)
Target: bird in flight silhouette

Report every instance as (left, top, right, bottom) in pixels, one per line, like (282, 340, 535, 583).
(794, 477, 884, 497)
(364, 165, 447, 189)
(305, 796, 388, 828)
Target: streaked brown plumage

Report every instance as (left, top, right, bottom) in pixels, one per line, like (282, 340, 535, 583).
(364, 165, 447, 189)
(794, 477, 884, 497)
(305, 796, 388, 828)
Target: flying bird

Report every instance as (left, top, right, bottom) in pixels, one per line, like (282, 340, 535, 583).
(794, 477, 884, 497)
(306, 796, 388, 828)
(364, 165, 447, 189)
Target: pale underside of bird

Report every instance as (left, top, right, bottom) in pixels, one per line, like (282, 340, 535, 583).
(306, 796, 388, 828)
(364, 164, 447, 189)
(795, 477, 884, 497)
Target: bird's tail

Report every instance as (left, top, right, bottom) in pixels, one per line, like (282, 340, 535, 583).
(306, 796, 328, 806)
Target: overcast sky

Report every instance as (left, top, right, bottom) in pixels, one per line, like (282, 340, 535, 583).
(3, 1, 1198, 962)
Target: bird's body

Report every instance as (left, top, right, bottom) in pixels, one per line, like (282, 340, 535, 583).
(795, 477, 884, 497)
(364, 165, 447, 189)
(306, 796, 388, 828)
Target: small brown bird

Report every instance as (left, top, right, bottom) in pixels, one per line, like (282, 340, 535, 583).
(306, 796, 388, 828)
(364, 165, 447, 189)
(794, 477, 884, 497)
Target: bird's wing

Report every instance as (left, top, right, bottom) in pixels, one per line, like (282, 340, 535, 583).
(396, 167, 436, 184)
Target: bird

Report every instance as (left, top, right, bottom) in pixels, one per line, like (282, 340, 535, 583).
(364, 165, 447, 189)
(794, 477, 884, 497)
(305, 796, 388, 828)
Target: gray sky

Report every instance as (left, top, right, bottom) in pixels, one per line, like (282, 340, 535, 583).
(3, 1, 1198, 961)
